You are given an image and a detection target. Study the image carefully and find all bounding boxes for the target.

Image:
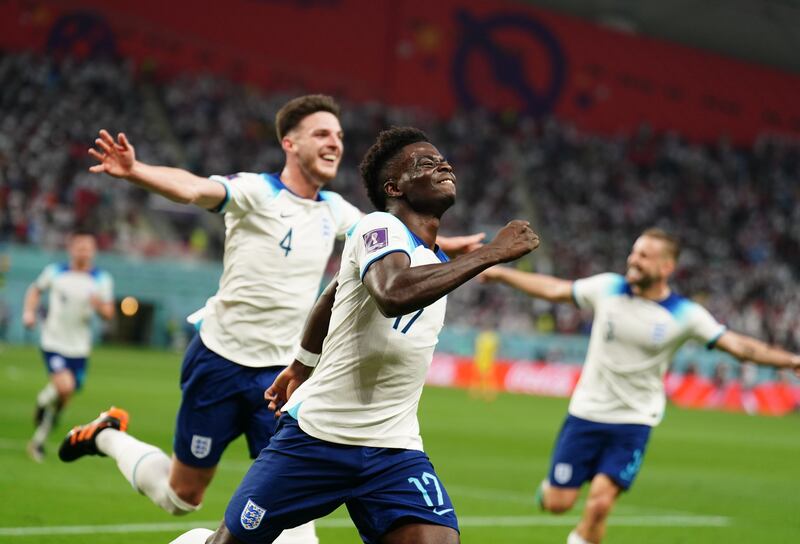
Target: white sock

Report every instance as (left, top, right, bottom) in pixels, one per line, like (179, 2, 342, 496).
(96, 429, 199, 515)
(169, 528, 214, 544)
(567, 529, 596, 544)
(274, 521, 318, 544)
(31, 405, 56, 445)
(37, 383, 58, 407)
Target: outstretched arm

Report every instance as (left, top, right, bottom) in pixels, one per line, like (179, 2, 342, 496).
(88, 129, 226, 210)
(265, 276, 339, 413)
(479, 266, 574, 304)
(436, 232, 486, 257)
(715, 331, 800, 377)
(364, 220, 539, 318)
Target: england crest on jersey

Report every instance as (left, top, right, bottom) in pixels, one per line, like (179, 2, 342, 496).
(190, 435, 212, 459)
(241, 499, 267, 530)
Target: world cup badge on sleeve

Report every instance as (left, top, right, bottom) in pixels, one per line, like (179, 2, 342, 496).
(190, 435, 212, 459)
(241, 499, 267, 530)
(363, 228, 388, 253)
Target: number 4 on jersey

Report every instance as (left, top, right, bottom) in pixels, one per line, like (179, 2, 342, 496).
(279, 228, 293, 257)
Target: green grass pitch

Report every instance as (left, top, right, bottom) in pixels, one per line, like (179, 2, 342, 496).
(1, 344, 798, 543)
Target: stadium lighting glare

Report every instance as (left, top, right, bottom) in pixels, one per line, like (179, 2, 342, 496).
(120, 296, 139, 317)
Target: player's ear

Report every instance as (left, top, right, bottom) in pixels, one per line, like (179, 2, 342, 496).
(281, 135, 295, 154)
(384, 178, 402, 198)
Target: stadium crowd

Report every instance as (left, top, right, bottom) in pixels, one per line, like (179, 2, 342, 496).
(2, 51, 800, 353)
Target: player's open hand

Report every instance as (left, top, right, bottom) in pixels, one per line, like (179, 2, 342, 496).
(88, 129, 136, 178)
(264, 361, 314, 417)
(488, 220, 540, 263)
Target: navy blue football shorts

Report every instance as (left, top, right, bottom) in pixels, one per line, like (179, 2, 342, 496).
(173, 334, 283, 468)
(547, 414, 652, 491)
(41, 350, 88, 390)
(224, 415, 459, 544)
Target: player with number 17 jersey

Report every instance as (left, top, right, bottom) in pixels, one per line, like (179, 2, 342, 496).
(285, 211, 449, 450)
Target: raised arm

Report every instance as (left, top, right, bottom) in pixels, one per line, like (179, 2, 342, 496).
(265, 276, 339, 413)
(436, 232, 486, 257)
(714, 331, 800, 376)
(479, 266, 574, 304)
(364, 220, 539, 318)
(88, 129, 226, 210)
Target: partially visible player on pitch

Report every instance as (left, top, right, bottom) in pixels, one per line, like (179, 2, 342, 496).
(480, 228, 800, 544)
(169, 126, 539, 544)
(58, 96, 482, 543)
(23, 230, 114, 462)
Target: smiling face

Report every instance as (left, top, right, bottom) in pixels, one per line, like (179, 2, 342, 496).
(625, 235, 675, 290)
(387, 141, 456, 215)
(284, 111, 343, 187)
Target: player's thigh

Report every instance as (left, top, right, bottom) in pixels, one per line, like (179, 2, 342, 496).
(206, 521, 246, 544)
(548, 415, 604, 489)
(224, 417, 352, 543)
(381, 522, 459, 544)
(51, 369, 76, 398)
(242, 366, 283, 457)
(174, 338, 250, 467)
(596, 422, 651, 490)
(346, 449, 459, 544)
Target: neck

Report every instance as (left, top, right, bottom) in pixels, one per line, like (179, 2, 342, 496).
(631, 281, 671, 301)
(279, 163, 322, 200)
(390, 204, 440, 249)
(71, 260, 92, 272)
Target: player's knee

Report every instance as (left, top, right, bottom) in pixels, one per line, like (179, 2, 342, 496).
(162, 485, 202, 516)
(544, 488, 578, 514)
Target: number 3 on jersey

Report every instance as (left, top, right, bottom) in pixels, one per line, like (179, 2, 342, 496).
(279, 228, 293, 257)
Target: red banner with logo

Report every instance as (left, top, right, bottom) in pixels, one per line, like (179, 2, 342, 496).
(430, 354, 800, 416)
(3, 0, 800, 143)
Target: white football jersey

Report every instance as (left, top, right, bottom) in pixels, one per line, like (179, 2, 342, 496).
(284, 212, 449, 451)
(198, 172, 362, 368)
(35, 264, 114, 357)
(569, 273, 726, 426)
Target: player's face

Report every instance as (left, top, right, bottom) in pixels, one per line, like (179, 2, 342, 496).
(625, 236, 673, 288)
(287, 111, 343, 186)
(68, 235, 97, 267)
(393, 142, 456, 214)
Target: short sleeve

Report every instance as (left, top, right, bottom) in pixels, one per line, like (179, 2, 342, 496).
(354, 212, 413, 280)
(208, 172, 275, 215)
(572, 273, 627, 310)
(685, 303, 727, 349)
(34, 264, 59, 291)
(95, 271, 114, 303)
(320, 191, 364, 238)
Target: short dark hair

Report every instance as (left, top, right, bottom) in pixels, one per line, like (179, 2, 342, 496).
(359, 126, 430, 211)
(275, 94, 340, 141)
(641, 227, 681, 261)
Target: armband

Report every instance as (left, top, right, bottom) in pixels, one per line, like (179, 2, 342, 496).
(295, 346, 321, 368)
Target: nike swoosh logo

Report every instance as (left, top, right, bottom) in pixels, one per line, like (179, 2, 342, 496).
(433, 508, 453, 516)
